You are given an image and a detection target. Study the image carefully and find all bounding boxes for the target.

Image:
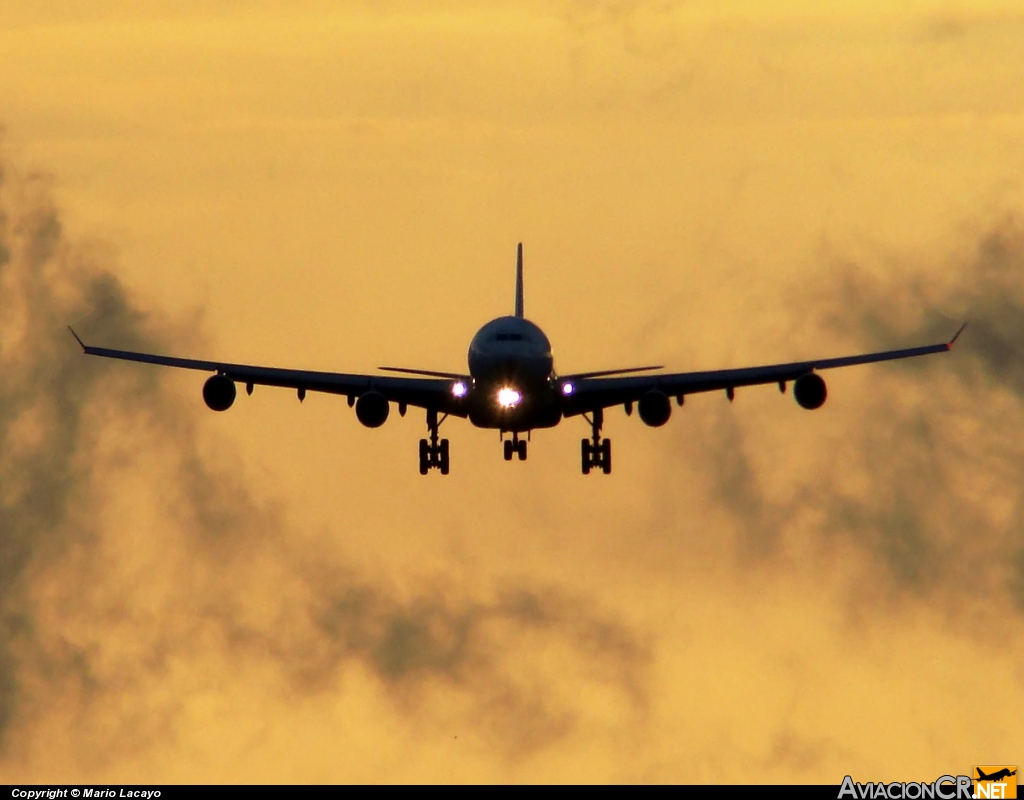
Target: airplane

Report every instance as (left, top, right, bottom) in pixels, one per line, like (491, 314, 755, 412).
(70, 244, 966, 475)
(976, 769, 1016, 782)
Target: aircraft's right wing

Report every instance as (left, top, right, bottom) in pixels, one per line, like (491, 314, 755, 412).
(70, 329, 469, 416)
(560, 324, 966, 416)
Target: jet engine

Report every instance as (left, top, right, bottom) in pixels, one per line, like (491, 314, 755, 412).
(355, 391, 390, 427)
(794, 372, 827, 410)
(637, 390, 672, 427)
(203, 374, 236, 411)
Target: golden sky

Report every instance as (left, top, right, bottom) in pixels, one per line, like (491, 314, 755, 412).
(1, 0, 1022, 783)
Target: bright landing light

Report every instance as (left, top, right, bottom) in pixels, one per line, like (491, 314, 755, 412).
(497, 387, 522, 408)
(561, 382, 575, 396)
(451, 381, 468, 397)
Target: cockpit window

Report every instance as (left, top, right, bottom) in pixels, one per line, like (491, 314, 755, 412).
(495, 333, 524, 342)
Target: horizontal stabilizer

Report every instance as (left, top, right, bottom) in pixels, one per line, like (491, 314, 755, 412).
(564, 365, 664, 380)
(378, 366, 468, 379)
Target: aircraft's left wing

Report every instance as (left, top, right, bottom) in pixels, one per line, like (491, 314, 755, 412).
(560, 325, 966, 416)
(69, 329, 469, 416)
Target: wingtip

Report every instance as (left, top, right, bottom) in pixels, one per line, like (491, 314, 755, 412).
(947, 322, 968, 349)
(68, 325, 86, 350)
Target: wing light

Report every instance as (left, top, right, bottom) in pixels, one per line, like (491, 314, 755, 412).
(561, 381, 575, 396)
(497, 387, 522, 408)
(452, 381, 468, 398)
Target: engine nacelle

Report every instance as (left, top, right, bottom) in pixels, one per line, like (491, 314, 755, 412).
(355, 391, 390, 427)
(637, 390, 672, 427)
(203, 374, 236, 411)
(794, 372, 827, 410)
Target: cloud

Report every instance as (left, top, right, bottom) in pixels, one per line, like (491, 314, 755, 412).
(649, 215, 1024, 623)
(820, 219, 1024, 610)
(2, 140, 1021, 781)
(0, 152, 649, 776)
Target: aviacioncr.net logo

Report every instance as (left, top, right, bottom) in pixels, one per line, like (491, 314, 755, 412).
(974, 766, 1017, 799)
(839, 775, 974, 799)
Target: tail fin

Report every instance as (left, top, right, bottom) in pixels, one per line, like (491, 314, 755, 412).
(515, 242, 524, 318)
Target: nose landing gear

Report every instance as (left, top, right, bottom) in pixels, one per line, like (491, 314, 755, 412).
(581, 408, 611, 474)
(419, 409, 450, 475)
(502, 432, 528, 461)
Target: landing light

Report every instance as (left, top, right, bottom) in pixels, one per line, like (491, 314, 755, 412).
(561, 382, 575, 396)
(452, 381, 468, 398)
(497, 387, 522, 408)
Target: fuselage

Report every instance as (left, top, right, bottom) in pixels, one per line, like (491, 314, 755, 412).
(465, 316, 561, 430)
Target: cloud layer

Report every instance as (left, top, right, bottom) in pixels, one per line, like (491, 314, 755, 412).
(0, 159, 652, 780)
(1, 150, 1022, 781)
(1, 3, 1023, 774)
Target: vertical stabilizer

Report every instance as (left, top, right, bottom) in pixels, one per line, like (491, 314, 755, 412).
(515, 242, 524, 318)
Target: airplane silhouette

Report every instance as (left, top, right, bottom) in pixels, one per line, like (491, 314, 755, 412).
(977, 769, 1017, 782)
(70, 244, 966, 475)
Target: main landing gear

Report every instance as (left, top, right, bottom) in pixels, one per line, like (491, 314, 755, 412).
(581, 408, 611, 475)
(502, 431, 528, 461)
(419, 408, 450, 475)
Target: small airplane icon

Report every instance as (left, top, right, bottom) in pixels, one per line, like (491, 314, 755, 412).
(70, 244, 966, 475)
(977, 768, 1017, 782)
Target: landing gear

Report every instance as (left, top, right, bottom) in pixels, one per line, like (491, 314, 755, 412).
(419, 409, 450, 475)
(502, 432, 528, 461)
(581, 409, 611, 475)
(581, 439, 611, 474)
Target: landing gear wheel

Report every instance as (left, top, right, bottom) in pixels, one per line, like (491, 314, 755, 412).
(418, 438, 430, 475)
(582, 409, 612, 475)
(517, 440, 527, 461)
(503, 440, 514, 461)
(581, 439, 592, 475)
(419, 409, 451, 475)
